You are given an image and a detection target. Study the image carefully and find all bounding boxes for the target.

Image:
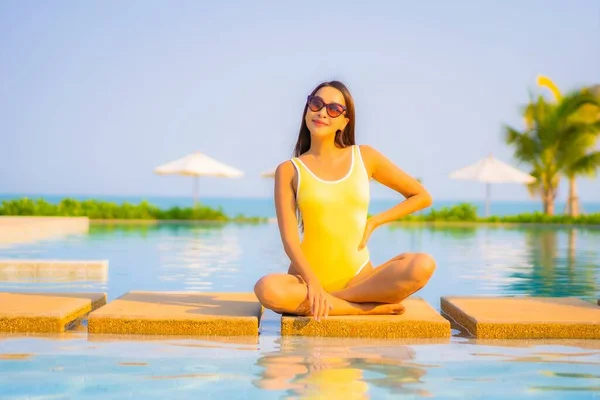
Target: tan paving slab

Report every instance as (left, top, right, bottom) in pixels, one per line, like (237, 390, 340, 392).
(441, 296, 600, 339)
(0, 216, 89, 247)
(281, 297, 451, 338)
(87, 292, 263, 336)
(0, 259, 108, 282)
(0, 292, 107, 333)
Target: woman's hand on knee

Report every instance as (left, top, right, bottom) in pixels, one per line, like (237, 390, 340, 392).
(306, 281, 332, 321)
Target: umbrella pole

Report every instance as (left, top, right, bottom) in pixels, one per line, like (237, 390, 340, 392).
(193, 176, 199, 208)
(485, 183, 490, 217)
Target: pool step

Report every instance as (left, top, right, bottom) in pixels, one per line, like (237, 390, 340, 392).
(3, 292, 598, 338)
(281, 298, 451, 339)
(441, 296, 600, 339)
(0, 259, 108, 282)
(0, 292, 106, 333)
(0, 216, 89, 246)
(87, 291, 263, 336)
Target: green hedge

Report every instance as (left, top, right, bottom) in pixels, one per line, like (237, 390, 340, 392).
(3, 198, 598, 225)
(397, 203, 600, 225)
(0, 198, 265, 223)
(481, 212, 600, 225)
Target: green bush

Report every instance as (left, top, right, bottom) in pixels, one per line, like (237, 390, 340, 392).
(399, 203, 478, 222)
(396, 203, 600, 225)
(482, 212, 600, 225)
(0, 197, 265, 222)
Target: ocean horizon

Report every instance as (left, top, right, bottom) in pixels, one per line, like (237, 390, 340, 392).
(2, 193, 600, 218)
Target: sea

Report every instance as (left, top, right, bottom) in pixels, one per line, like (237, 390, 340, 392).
(1, 193, 599, 218)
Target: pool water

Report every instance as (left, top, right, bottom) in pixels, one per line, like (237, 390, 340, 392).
(1, 222, 599, 399)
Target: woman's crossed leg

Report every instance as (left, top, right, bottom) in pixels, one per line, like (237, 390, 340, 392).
(254, 252, 435, 317)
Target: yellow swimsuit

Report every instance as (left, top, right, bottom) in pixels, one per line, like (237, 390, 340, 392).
(290, 144, 371, 292)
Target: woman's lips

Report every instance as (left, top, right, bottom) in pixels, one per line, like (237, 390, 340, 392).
(312, 120, 328, 127)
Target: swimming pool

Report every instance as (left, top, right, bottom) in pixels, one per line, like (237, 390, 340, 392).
(1, 222, 599, 398)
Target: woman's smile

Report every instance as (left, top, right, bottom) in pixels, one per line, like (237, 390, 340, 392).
(312, 119, 329, 127)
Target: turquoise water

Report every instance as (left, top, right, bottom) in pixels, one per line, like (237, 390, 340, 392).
(1, 223, 600, 398)
(2, 193, 600, 218)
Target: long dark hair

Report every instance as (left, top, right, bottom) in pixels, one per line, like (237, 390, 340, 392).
(293, 80, 356, 157)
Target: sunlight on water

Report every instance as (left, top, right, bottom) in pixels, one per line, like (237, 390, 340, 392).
(0, 223, 599, 398)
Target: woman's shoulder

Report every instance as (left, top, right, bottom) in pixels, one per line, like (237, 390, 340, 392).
(274, 159, 297, 179)
(356, 144, 381, 162)
(356, 144, 389, 176)
(357, 143, 377, 153)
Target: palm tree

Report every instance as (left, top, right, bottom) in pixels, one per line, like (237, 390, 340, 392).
(561, 85, 600, 216)
(561, 127, 600, 216)
(529, 79, 600, 216)
(504, 91, 599, 215)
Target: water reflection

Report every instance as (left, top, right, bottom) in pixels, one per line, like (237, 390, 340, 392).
(384, 224, 600, 301)
(91, 223, 243, 292)
(253, 337, 431, 398)
(506, 228, 599, 298)
(154, 224, 242, 291)
(88, 222, 227, 239)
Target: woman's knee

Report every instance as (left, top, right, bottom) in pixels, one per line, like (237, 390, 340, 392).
(409, 253, 436, 284)
(390, 252, 435, 282)
(254, 275, 277, 304)
(253, 275, 290, 310)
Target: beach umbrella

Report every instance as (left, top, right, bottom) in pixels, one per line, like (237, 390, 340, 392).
(154, 151, 244, 206)
(449, 155, 536, 216)
(260, 168, 276, 178)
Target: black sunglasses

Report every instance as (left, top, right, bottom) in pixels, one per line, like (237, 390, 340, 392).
(306, 95, 347, 118)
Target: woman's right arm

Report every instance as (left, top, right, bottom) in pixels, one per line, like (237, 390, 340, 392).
(274, 160, 332, 320)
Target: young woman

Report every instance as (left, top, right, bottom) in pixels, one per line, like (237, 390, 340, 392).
(254, 80, 435, 321)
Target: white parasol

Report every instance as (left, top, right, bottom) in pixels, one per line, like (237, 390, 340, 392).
(154, 152, 244, 206)
(449, 154, 536, 216)
(260, 168, 276, 178)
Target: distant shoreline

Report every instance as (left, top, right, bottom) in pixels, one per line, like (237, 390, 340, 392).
(2, 193, 600, 204)
(2, 194, 600, 219)
(2, 196, 600, 226)
(87, 218, 600, 229)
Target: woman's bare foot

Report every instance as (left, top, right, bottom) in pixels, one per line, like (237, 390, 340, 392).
(300, 299, 406, 317)
(359, 302, 405, 315)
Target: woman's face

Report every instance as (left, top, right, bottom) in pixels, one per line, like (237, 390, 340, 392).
(304, 86, 349, 138)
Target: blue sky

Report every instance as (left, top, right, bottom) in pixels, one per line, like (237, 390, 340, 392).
(1, 0, 599, 201)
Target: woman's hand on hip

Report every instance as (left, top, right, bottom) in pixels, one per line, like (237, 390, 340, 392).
(358, 217, 378, 250)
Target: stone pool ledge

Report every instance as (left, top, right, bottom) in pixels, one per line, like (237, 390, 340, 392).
(441, 296, 600, 339)
(87, 292, 264, 336)
(0, 292, 106, 333)
(0, 260, 108, 282)
(281, 298, 451, 339)
(0, 216, 89, 246)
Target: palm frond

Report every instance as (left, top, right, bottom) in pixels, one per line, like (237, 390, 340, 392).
(558, 122, 599, 152)
(568, 151, 600, 177)
(525, 168, 542, 198)
(504, 125, 539, 164)
(555, 90, 599, 117)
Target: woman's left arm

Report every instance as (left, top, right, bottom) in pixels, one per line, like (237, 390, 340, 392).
(361, 144, 432, 227)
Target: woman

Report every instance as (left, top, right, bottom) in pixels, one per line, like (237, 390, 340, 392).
(254, 80, 435, 321)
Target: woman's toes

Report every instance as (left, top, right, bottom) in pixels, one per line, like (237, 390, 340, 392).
(392, 303, 405, 315)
